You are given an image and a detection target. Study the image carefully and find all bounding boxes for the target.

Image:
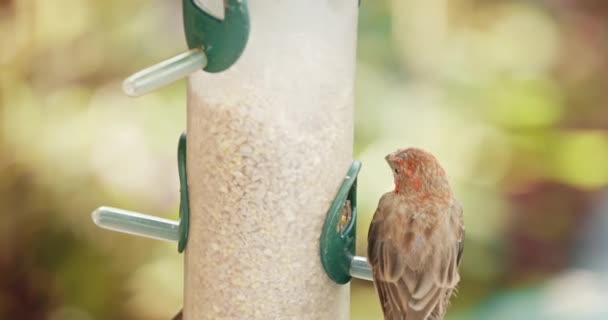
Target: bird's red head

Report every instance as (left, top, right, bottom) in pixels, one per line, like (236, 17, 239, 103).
(385, 148, 449, 196)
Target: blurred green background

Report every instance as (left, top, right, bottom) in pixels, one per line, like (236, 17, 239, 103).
(2, 0, 608, 319)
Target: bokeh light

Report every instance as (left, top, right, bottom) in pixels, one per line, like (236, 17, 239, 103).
(1, 0, 608, 319)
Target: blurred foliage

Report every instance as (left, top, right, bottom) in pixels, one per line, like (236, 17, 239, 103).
(1, 0, 608, 319)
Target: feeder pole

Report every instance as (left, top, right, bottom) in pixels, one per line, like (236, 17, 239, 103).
(182, 1, 359, 319)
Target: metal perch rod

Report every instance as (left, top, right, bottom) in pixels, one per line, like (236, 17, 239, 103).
(122, 48, 207, 97)
(91, 206, 373, 281)
(92, 206, 180, 242)
(350, 256, 373, 281)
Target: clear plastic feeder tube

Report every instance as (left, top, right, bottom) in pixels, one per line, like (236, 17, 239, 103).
(184, 1, 360, 319)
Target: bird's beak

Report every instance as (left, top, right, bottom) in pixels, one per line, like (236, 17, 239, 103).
(385, 150, 398, 164)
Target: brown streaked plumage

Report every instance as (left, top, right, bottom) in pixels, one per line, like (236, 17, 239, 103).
(368, 148, 465, 320)
(172, 310, 182, 320)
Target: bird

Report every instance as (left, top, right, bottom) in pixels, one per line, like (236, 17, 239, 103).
(367, 148, 465, 320)
(172, 309, 182, 320)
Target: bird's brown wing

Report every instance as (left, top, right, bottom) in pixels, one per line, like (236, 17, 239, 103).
(428, 200, 466, 320)
(367, 235, 410, 319)
(433, 200, 464, 288)
(455, 201, 465, 267)
(368, 195, 463, 320)
(172, 309, 182, 320)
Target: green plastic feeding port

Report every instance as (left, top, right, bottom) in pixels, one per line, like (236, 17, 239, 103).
(184, 0, 250, 73)
(91, 133, 190, 253)
(320, 160, 362, 284)
(177, 132, 190, 252)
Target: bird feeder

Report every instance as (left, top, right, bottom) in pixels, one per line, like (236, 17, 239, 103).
(91, 1, 372, 319)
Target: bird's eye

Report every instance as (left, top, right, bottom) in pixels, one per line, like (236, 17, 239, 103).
(394, 168, 399, 174)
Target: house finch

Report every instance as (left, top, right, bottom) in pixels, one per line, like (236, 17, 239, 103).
(367, 148, 465, 320)
(172, 310, 182, 320)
